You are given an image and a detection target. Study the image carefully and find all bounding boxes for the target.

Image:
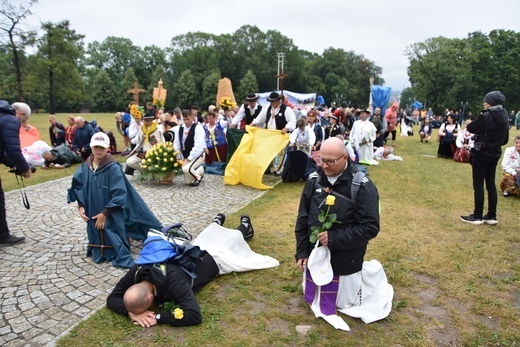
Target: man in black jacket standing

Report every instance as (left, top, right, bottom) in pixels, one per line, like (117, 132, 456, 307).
(0, 100, 32, 246)
(461, 91, 509, 225)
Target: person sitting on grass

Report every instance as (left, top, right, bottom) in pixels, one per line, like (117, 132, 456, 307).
(106, 214, 275, 327)
(500, 134, 520, 197)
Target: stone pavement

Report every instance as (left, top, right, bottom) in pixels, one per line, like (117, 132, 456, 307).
(0, 174, 270, 347)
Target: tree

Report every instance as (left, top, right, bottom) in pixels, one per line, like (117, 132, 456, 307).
(120, 67, 138, 109)
(0, 0, 37, 101)
(36, 20, 85, 113)
(236, 70, 259, 103)
(90, 70, 115, 112)
(201, 69, 221, 109)
(173, 69, 198, 109)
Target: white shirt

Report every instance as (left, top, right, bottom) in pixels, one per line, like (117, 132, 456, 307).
(289, 126, 316, 146)
(252, 103, 296, 132)
(233, 103, 260, 127)
(173, 123, 206, 161)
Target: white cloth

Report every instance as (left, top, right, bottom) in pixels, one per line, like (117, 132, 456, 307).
(302, 259, 393, 330)
(192, 223, 279, 275)
(349, 120, 378, 165)
(502, 146, 520, 175)
(22, 140, 52, 166)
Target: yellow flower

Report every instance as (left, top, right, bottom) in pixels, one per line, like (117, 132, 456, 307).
(170, 157, 174, 162)
(147, 159, 152, 163)
(159, 149, 163, 154)
(142, 165, 147, 169)
(163, 158, 168, 162)
(174, 163, 179, 167)
(162, 167, 167, 171)
(325, 195, 336, 206)
(173, 308, 184, 319)
(155, 165, 159, 168)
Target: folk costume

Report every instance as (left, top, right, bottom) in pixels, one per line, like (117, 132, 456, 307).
(126, 116, 165, 172)
(233, 93, 263, 130)
(67, 153, 162, 268)
(174, 122, 206, 185)
(204, 121, 228, 164)
(500, 145, 520, 196)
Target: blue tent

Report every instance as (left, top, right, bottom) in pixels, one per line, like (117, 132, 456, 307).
(413, 100, 423, 110)
(317, 95, 325, 106)
(371, 86, 392, 115)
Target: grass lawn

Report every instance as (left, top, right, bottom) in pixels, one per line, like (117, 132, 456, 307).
(4, 114, 520, 346)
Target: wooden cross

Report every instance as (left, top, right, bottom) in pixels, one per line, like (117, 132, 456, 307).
(127, 82, 145, 105)
(275, 70, 288, 96)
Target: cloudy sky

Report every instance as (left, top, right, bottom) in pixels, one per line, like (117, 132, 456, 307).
(16, 0, 520, 92)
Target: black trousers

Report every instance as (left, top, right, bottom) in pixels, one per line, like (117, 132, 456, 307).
(0, 177, 9, 239)
(471, 156, 499, 218)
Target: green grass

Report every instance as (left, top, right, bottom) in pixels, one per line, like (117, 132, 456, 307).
(9, 115, 520, 346)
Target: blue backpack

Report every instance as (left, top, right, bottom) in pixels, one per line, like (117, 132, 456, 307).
(135, 223, 205, 280)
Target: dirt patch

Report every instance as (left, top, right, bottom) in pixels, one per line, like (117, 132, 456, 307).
(415, 273, 460, 346)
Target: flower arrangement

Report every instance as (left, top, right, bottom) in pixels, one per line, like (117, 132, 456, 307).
(219, 96, 236, 111)
(309, 195, 339, 243)
(163, 301, 184, 320)
(153, 97, 165, 110)
(129, 104, 145, 121)
(140, 142, 183, 182)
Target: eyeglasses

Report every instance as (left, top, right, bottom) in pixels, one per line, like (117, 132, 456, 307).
(317, 154, 346, 166)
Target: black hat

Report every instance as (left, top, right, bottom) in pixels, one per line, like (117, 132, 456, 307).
(355, 108, 370, 116)
(143, 112, 155, 120)
(246, 93, 259, 101)
(266, 92, 283, 102)
(484, 91, 505, 106)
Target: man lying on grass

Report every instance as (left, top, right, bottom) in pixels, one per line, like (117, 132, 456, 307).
(107, 214, 277, 327)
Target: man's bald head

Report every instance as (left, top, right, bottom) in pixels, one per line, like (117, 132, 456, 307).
(319, 138, 348, 177)
(123, 282, 153, 314)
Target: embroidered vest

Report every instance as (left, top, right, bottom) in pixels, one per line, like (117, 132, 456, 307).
(265, 104, 288, 130)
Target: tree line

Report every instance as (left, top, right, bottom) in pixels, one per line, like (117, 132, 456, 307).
(2, 1, 518, 115)
(1, 1, 383, 113)
(403, 29, 520, 116)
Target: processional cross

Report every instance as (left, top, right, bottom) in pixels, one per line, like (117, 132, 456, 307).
(153, 78, 167, 102)
(127, 82, 145, 105)
(275, 70, 288, 96)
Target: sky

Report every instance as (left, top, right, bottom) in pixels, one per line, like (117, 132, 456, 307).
(13, 0, 520, 93)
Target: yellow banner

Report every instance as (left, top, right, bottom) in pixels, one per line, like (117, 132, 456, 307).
(224, 126, 289, 189)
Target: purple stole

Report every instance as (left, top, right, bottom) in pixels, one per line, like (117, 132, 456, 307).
(304, 268, 339, 315)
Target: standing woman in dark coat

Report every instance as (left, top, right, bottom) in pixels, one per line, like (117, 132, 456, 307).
(461, 91, 509, 225)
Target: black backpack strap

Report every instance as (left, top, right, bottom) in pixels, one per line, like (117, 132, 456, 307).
(350, 171, 366, 203)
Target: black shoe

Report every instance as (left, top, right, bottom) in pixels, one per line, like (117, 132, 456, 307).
(0, 235, 25, 247)
(460, 214, 483, 225)
(238, 214, 254, 241)
(189, 178, 201, 187)
(213, 213, 226, 226)
(189, 175, 203, 187)
(482, 214, 498, 225)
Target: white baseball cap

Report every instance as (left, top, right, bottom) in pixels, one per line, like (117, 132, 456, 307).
(307, 245, 333, 286)
(90, 132, 110, 148)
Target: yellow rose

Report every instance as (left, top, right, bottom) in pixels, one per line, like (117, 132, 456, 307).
(174, 163, 179, 167)
(325, 195, 336, 206)
(162, 167, 167, 171)
(142, 165, 147, 169)
(170, 157, 174, 162)
(173, 308, 184, 319)
(164, 158, 168, 162)
(159, 149, 163, 154)
(147, 159, 152, 163)
(155, 165, 159, 168)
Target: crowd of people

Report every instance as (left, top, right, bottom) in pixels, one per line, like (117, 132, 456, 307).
(0, 89, 518, 332)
